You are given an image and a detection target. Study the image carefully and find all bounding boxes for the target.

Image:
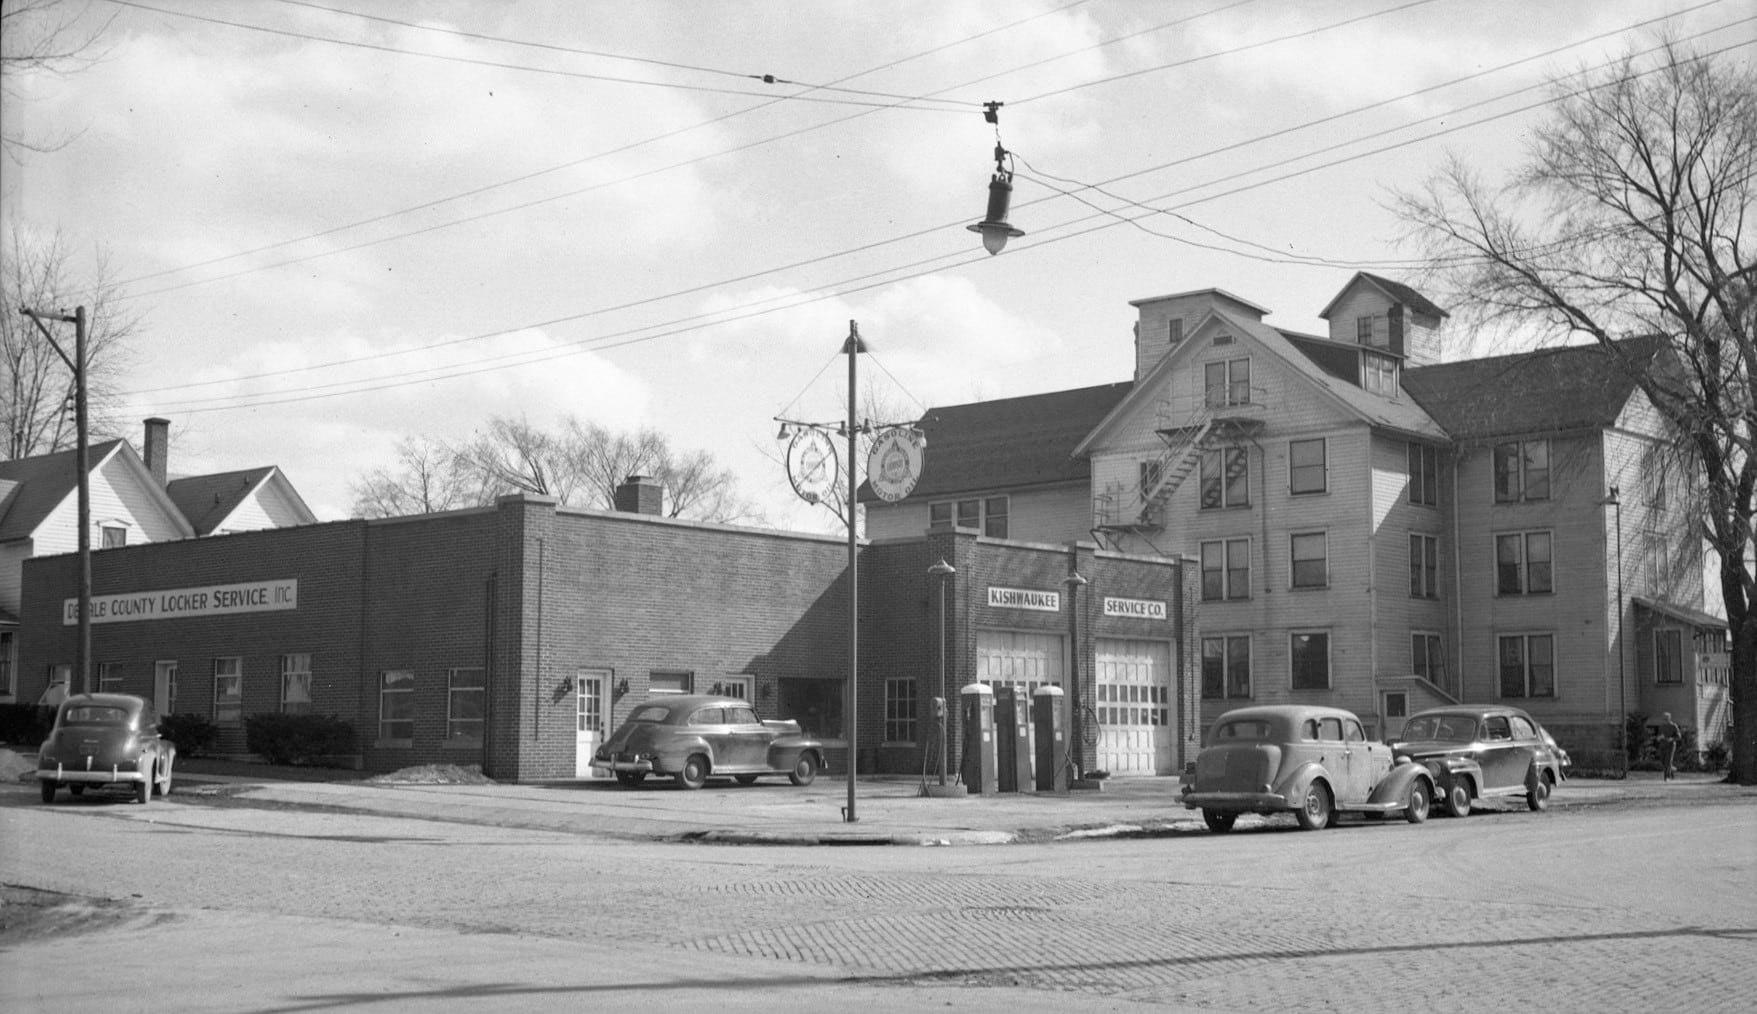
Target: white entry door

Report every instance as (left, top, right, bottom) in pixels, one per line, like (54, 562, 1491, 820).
(1094, 638, 1174, 775)
(575, 669, 610, 778)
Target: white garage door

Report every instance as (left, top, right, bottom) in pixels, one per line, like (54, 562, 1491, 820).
(1095, 638, 1174, 775)
(975, 629, 1064, 696)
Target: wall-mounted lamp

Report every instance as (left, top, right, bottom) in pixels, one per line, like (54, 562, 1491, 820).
(614, 678, 630, 697)
(557, 675, 575, 695)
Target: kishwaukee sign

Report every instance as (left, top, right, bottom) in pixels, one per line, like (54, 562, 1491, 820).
(63, 579, 299, 625)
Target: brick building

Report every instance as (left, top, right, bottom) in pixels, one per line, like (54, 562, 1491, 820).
(16, 486, 1194, 781)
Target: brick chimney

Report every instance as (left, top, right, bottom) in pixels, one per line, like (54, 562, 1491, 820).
(613, 474, 664, 515)
(144, 418, 170, 487)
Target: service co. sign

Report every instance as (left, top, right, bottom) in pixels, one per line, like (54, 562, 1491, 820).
(65, 579, 299, 625)
(1103, 596, 1168, 620)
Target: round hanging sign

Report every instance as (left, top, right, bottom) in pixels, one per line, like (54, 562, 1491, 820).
(785, 429, 838, 505)
(867, 426, 925, 503)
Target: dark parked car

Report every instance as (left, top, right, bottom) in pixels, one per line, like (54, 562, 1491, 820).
(1181, 705, 1434, 832)
(1390, 705, 1566, 817)
(591, 695, 827, 789)
(37, 693, 176, 805)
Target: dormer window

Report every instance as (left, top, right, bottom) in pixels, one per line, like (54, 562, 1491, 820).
(1363, 351, 1398, 396)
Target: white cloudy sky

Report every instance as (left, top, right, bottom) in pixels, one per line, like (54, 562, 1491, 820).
(4, 0, 1752, 530)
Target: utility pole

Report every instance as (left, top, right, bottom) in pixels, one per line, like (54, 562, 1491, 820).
(21, 306, 90, 693)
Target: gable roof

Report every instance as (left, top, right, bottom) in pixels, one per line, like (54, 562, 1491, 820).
(0, 440, 127, 542)
(1319, 271, 1449, 322)
(1402, 334, 1668, 440)
(861, 382, 1133, 503)
(1076, 307, 1447, 456)
(167, 466, 283, 535)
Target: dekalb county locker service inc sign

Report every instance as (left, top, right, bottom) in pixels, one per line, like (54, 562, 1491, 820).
(63, 579, 299, 625)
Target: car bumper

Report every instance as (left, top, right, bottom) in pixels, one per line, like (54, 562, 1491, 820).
(38, 762, 148, 785)
(593, 755, 659, 775)
(1182, 790, 1289, 813)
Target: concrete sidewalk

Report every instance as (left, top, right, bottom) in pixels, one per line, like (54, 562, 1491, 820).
(173, 768, 1751, 846)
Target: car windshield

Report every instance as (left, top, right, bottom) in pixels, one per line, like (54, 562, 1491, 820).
(1402, 715, 1477, 742)
(61, 706, 129, 726)
(1214, 719, 1272, 741)
(628, 705, 674, 723)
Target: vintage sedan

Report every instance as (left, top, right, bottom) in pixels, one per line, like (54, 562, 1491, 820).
(1390, 705, 1566, 817)
(1181, 705, 1434, 832)
(591, 695, 827, 789)
(37, 693, 176, 805)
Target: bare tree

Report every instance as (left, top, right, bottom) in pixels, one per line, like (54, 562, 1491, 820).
(1394, 41, 1756, 783)
(1, 0, 115, 163)
(348, 436, 475, 519)
(2, 225, 141, 459)
(350, 416, 758, 524)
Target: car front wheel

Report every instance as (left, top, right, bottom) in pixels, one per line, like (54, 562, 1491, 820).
(789, 753, 818, 787)
(1202, 809, 1237, 833)
(156, 755, 174, 797)
(676, 755, 709, 790)
(1443, 780, 1471, 818)
(1404, 781, 1431, 824)
(1527, 770, 1551, 812)
(1295, 782, 1332, 831)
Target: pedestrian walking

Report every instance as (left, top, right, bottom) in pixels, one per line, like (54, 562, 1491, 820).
(1656, 712, 1682, 781)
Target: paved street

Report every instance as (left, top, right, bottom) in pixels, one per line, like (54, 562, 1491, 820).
(1, 773, 1753, 1012)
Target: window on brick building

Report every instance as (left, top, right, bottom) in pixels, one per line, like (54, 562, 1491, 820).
(448, 667, 485, 741)
(281, 654, 312, 714)
(884, 677, 916, 743)
(649, 671, 692, 695)
(378, 670, 415, 743)
(214, 657, 243, 727)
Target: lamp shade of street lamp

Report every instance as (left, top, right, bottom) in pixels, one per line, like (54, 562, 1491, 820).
(967, 173, 1025, 255)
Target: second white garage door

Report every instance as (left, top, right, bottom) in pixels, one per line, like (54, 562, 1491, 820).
(1095, 637, 1174, 775)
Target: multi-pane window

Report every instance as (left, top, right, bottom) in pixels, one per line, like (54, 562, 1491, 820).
(379, 670, 415, 741)
(98, 662, 124, 693)
(1204, 358, 1251, 407)
(1363, 351, 1398, 395)
(884, 677, 917, 743)
(448, 668, 485, 741)
(1496, 531, 1553, 595)
(1412, 632, 1445, 684)
(1291, 532, 1328, 588)
(1654, 630, 1683, 685)
(1200, 447, 1249, 508)
(1289, 439, 1326, 495)
(1201, 635, 1251, 699)
(931, 497, 1008, 538)
(1494, 439, 1550, 502)
(213, 657, 243, 727)
(1410, 534, 1439, 598)
(0, 631, 14, 697)
(1408, 442, 1439, 506)
(1498, 634, 1555, 698)
(1200, 538, 1251, 602)
(1291, 632, 1330, 690)
(281, 654, 312, 714)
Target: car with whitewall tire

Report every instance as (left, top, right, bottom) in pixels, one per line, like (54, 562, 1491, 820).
(1390, 705, 1566, 817)
(591, 695, 826, 790)
(37, 693, 176, 805)
(1181, 705, 1434, 832)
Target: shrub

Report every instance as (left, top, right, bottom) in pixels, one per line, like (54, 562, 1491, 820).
(1705, 739, 1730, 772)
(0, 703, 45, 747)
(160, 713, 220, 757)
(245, 713, 356, 766)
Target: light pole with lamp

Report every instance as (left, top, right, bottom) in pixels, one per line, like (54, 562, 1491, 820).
(1602, 487, 1627, 776)
(927, 558, 957, 792)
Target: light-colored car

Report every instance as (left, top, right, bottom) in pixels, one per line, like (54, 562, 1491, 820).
(37, 693, 176, 805)
(591, 695, 827, 789)
(1390, 705, 1566, 817)
(1181, 704, 1434, 832)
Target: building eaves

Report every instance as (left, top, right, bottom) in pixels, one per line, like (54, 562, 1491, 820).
(167, 466, 278, 535)
(0, 439, 126, 543)
(1402, 335, 1665, 441)
(1318, 271, 1449, 321)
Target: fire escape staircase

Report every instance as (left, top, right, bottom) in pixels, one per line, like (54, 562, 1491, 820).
(1092, 398, 1265, 543)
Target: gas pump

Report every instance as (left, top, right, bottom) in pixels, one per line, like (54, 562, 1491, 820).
(959, 683, 997, 794)
(994, 685, 1034, 793)
(1032, 685, 1068, 793)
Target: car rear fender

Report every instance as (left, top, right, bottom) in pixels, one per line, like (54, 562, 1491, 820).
(656, 735, 715, 771)
(1366, 762, 1434, 807)
(1280, 761, 1332, 802)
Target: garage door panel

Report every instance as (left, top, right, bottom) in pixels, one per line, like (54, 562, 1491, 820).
(1095, 638, 1174, 776)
